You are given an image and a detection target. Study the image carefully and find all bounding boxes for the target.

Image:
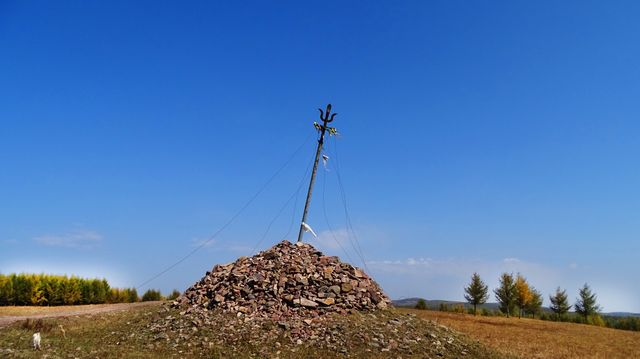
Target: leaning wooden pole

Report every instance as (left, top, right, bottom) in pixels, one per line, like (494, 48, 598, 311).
(297, 104, 336, 242)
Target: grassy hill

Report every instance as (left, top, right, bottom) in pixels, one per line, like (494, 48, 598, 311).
(0, 302, 504, 358)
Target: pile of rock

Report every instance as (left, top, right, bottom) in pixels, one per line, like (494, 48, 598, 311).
(155, 241, 496, 356)
(173, 240, 391, 321)
(149, 305, 495, 357)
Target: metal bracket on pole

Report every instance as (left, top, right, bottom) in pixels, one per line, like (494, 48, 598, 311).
(297, 104, 337, 242)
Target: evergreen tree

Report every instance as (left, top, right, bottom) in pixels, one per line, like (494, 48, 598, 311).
(107, 288, 121, 303)
(0, 273, 134, 306)
(514, 273, 532, 318)
(12, 274, 32, 305)
(549, 287, 571, 320)
(30, 281, 47, 306)
(167, 289, 181, 301)
(64, 277, 82, 305)
(80, 279, 92, 304)
(91, 279, 107, 304)
(414, 298, 427, 310)
(100, 279, 110, 303)
(0, 275, 14, 305)
(41, 277, 55, 306)
(141, 289, 162, 302)
(51, 277, 65, 306)
(126, 288, 139, 303)
(494, 272, 516, 317)
(464, 272, 489, 315)
(575, 283, 601, 321)
(524, 288, 543, 318)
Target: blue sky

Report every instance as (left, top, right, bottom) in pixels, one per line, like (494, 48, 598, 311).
(1, 1, 639, 312)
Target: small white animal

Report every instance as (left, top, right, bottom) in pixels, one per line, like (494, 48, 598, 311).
(32, 332, 41, 350)
(59, 324, 66, 338)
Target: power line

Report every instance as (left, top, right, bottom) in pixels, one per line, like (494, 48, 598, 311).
(136, 131, 314, 289)
(321, 163, 355, 264)
(332, 139, 370, 273)
(278, 152, 314, 242)
(250, 152, 315, 255)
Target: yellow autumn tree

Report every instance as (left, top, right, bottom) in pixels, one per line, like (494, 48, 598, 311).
(30, 281, 47, 306)
(0, 273, 135, 306)
(514, 273, 532, 318)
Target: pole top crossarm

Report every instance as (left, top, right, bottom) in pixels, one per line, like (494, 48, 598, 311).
(319, 104, 337, 123)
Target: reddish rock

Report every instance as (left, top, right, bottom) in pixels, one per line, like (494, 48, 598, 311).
(175, 240, 391, 321)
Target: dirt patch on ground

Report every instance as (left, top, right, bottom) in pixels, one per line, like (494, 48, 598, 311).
(0, 302, 159, 328)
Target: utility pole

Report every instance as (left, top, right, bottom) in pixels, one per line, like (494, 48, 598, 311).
(297, 104, 337, 242)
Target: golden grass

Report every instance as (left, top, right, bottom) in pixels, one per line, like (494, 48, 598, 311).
(0, 302, 158, 321)
(0, 304, 116, 317)
(400, 308, 640, 359)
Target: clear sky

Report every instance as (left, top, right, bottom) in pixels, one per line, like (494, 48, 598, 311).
(1, 1, 639, 312)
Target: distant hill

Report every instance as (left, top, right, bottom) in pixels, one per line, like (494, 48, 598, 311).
(604, 312, 640, 318)
(391, 297, 424, 307)
(392, 298, 640, 317)
(393, 298, 501, 311)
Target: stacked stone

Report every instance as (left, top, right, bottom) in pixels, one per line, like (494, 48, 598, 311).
(174, 240, 390, 320)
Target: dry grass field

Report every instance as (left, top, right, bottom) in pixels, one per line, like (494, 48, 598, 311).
(0, 303, 179, 358)
(0, 302, 157, 318)
(0, 302, 159, 328)
(0, 303, 504, 358)
(400, 308, 640, 359)
(4, 303, 638, 358)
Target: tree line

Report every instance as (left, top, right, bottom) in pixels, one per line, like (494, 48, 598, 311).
(458, 272, 640, 331)
(413, 272, 640, 332)
(0, 273, 179, 306)
(463, 272, 600, 321)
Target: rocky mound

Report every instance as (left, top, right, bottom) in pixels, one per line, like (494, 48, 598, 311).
(153, 241, 501, 357)
(173, 240, 391, 321)
(149, 306, 502, 358)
